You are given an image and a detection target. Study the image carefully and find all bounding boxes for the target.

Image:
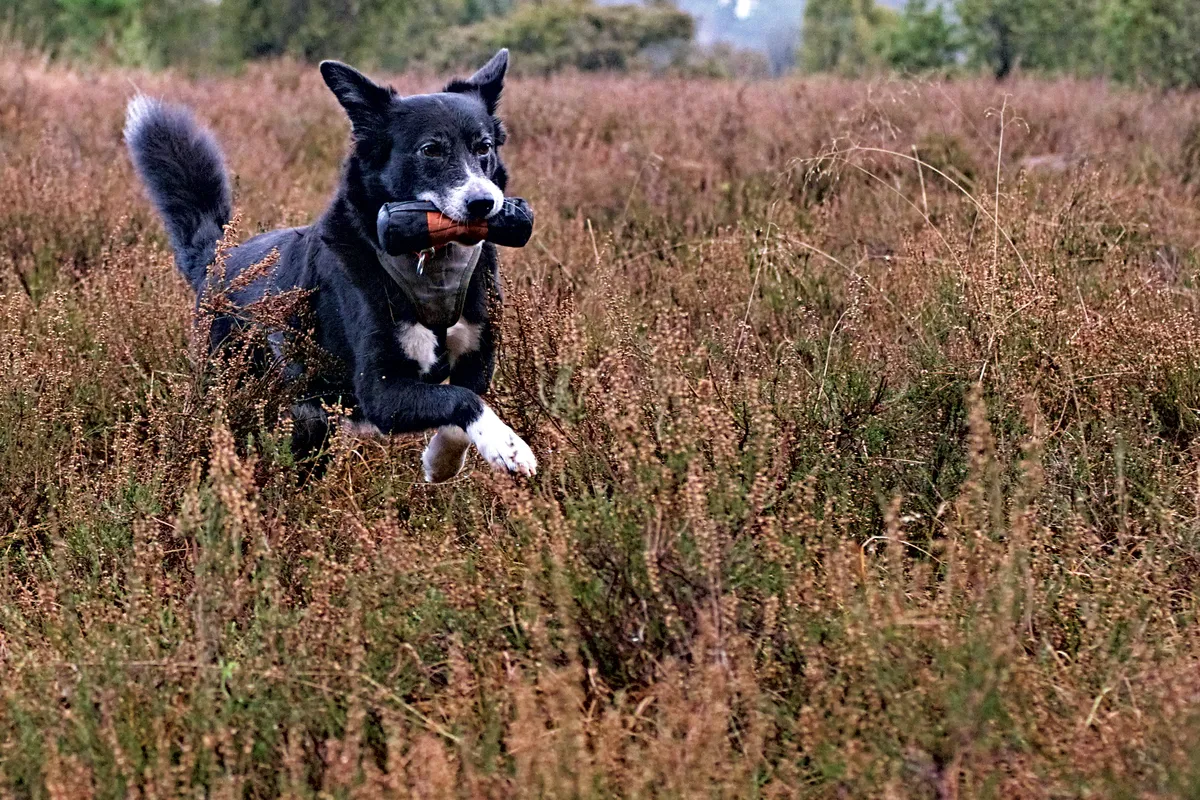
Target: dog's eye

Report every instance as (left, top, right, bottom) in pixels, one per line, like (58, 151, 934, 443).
(419, 142, 445, 158)
(473, 141, 493, 157)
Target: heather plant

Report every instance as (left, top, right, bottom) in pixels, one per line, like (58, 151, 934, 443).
(2, 53, 1200, 797)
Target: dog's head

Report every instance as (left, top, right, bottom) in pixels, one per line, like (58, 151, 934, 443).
(320, 50, 509, 225)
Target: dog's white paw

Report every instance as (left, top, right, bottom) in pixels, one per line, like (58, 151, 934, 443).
(467, 406, 537, 476)
(422, 426, 471, 483)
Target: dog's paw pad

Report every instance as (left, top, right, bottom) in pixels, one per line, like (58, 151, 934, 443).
(468, 407, 538, 477)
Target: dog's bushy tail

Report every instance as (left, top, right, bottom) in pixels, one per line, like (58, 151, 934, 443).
(125, 96, 232, 289)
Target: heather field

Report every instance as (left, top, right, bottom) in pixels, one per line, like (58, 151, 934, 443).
(5, 55, 1200, 798)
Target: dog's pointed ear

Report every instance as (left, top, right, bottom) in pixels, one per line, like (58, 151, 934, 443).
(445, 48, 508, 114)
(320, 60, 393, 138)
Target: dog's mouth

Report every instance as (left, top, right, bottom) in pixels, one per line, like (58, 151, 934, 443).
(376, 197, 532, 256)
(372, 197, 532, 329)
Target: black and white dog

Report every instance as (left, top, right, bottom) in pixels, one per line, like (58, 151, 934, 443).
(125, 50, 536, 482)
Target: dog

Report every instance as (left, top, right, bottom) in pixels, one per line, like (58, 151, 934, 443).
(124, 49, 536, 482)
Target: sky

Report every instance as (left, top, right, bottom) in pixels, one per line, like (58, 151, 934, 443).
(728, 0, 754, 19)
(672, 0, 906, 50)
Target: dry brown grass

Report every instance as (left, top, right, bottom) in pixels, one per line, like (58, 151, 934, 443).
(3, 51, 1200, 798)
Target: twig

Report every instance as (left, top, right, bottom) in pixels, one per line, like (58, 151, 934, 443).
(913, 143, 929, 218)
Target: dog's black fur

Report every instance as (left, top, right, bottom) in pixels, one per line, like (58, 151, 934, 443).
(125, 50, 536, 478)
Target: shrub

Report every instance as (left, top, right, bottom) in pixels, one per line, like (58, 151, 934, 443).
(428, 0, 694, 74)
(879, 0, 960, 73)
(4, 57, 1200, 797)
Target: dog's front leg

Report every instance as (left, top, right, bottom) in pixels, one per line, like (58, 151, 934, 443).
(419, 319, 500, 482)
(422, 426, 472, 483)
(354, 376, 536, 479)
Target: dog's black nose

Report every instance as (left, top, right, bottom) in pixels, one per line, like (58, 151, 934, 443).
(466, 196, 496, 220)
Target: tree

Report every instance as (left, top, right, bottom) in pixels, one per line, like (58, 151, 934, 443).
(4, 0, 216, 67)
(880, 0, 959, 72)
(430, 0, 694, 74)
(800, 0, 893, 76)
(1098, 0, 1200, 89)
(216, 0, 508, 69)
(955, 0, 1101, 79)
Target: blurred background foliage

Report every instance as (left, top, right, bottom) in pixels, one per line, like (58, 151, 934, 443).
(2, 0, 1200, 86)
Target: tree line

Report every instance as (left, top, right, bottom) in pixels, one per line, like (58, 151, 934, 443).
(1, 0, 693, 74)
(805, 0, 1200, 88)
(3, 0, 1199, 87)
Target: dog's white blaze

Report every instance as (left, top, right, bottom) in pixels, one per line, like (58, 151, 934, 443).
(467, 405, 537, 476)
(446, 320, 482, 363)
(124, 95, 160, 141)
(397, 322, 438, 374)
(418, 170, 504, 222)
(422, 426, 471, 483)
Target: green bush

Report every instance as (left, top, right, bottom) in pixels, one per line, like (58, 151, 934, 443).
(428, 0, 694, 74)
(799, 0, 895, 76)
(3, 0, 218, 67)
(879, 0, 959, 73)
(955, 0, 1101, 79)
(1097, 0, 1200, 89)
(216, 0, 512, 70)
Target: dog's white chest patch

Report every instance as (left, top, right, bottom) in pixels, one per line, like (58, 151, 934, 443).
(397, 320, 482, 374)
(397, 322, 438, 374)
(446, 321, 482, 362)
